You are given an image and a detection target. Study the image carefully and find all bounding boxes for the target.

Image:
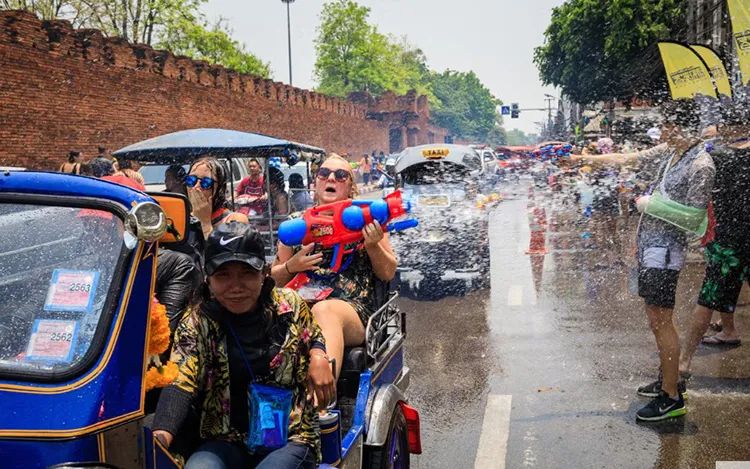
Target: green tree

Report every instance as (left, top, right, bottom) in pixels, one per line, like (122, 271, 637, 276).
(313, 0, 433, 98)
(534, 0, 687, 104)
(506, 128, 537, 146)
(1, 0, 269, 75)
(428, 70, 501, 141)
(158, 19, 270, 77)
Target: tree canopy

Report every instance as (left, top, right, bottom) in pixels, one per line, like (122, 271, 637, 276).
(158, 19, 270, 77)
(313, 0, 430, 98)
(505, 128, 538, 146)
(1, 0, 269, 77)
(429, 70, 501, 142)
(533, 0, 686, 104)
(314, 0, 502, 141)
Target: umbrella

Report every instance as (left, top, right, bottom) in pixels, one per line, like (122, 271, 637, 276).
(113, 128, 326, 164)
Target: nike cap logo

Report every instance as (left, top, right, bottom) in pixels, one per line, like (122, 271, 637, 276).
(219, 235, 242, 246)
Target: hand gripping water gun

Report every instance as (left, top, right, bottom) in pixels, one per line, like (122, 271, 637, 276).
(277, 190, 419, 272)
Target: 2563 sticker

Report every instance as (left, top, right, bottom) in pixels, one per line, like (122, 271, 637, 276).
(44, 269, 100, 312)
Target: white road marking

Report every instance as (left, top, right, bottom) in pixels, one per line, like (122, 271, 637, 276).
(474, 394, 513, 469)
(508, 285, 523, 306)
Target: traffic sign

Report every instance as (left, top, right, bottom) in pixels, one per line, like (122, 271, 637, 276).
(501, 106, 510, 116)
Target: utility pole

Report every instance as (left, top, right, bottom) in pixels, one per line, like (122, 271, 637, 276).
(282, 0, 296, 85)
(544, 94, 555, 138)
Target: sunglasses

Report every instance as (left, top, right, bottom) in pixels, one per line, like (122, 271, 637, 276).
(317, 168, 350, 182)
(185, 175, 214, 190)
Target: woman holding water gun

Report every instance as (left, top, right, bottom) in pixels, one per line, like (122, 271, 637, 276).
(271, 154, 398, 380)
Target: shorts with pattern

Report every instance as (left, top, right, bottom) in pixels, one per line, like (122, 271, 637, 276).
(698, 241, 750, 314)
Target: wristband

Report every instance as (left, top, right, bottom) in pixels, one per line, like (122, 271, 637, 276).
(285, 262, 293, 275)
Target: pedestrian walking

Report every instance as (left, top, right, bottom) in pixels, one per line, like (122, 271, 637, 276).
(59, 151, 82, 174)
(359, 153, 372, 189)
(680, 106, 750, 377)
(571, 99, 715, 421)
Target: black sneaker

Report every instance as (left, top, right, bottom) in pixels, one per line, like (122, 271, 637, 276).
(636, 377, 688, 400)
(636, 391, 686, 422)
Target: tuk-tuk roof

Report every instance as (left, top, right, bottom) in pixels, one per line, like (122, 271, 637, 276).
(395, 144, 481, 173)
(113, 128, 326, 164)
(0, 171, 152, 209)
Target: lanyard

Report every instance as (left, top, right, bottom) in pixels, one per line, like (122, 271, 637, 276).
(226, 322, 257, 383)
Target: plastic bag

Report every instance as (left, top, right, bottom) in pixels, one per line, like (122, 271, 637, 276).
(246, 383, 293, 454)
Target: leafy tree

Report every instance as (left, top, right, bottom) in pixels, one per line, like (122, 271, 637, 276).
(1, 0, 269, 76)
(158, 19, 270, 77)
(313, 0, 433, 99)
(534, 0, 687, 104)
(505, 128, 538, 146)
(428, 70, 501, 141)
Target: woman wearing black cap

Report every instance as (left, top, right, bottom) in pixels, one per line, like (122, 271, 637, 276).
(152, 222, 334, 469)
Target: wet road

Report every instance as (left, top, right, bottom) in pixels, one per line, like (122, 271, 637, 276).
(397, 181, 750, 469)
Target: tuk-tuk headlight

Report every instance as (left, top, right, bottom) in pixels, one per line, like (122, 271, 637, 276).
(125, 202, 167, 242)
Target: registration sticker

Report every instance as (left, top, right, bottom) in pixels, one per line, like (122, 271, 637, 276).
(44, 269, 100, 312)
(26, 319, 80, 362)
(417, 195, 450, 207)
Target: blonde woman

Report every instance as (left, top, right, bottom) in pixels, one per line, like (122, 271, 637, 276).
(271, 154, 397, 379)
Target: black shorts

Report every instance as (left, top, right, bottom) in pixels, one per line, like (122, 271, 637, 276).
(698, 241, 750, 314)
(638, 268, 680, 309)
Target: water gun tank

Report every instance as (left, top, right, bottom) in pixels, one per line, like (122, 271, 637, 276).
(277, 217, 308, 246)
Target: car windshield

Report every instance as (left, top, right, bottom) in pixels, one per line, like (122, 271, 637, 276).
(139, 164, 189, 185)
(0, 203, 125, 378)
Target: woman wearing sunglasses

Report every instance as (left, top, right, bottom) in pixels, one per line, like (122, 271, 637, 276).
(271, 154, 398, 381)
(186, 157, 234, 239)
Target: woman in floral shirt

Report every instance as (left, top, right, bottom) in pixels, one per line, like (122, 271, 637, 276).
(271, 154, 398, 380)
(153, 222, 334, 469)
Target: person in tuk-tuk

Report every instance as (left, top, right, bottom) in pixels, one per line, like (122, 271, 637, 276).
(236, 158, 268, 216)
(186, 157, 234, 239)
(152, 222, 335, 469)
(289, 173, 313, 212)
(271, 154, 398, 380)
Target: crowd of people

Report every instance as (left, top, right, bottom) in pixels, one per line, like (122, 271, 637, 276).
(56, 149, 395, 468)
(538, 99, 750, 422)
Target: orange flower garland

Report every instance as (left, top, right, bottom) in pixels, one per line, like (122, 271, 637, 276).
(145, 298, 178, 391)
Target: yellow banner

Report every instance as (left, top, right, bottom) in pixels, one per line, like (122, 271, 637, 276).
(658, 42, 717, 99)
(690, 45, 732, 98)
(728, 0, 750, 85)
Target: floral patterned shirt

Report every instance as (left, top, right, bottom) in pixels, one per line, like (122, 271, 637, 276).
(161, 287, 325, 460)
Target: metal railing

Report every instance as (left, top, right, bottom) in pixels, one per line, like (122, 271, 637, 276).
(365, 290, 402, 360)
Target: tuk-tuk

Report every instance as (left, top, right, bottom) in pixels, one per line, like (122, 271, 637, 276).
(0, 130, 420, 468)
(387, 144, 491, 294)
(116, 129, 325, 260)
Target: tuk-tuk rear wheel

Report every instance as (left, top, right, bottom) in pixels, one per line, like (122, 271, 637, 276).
(365, 406, 410, 469)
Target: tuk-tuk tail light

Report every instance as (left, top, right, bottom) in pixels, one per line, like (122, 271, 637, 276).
(399, 401, 422, 454)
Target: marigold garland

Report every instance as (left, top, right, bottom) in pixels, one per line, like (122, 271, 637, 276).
(145, 298, 178, 391)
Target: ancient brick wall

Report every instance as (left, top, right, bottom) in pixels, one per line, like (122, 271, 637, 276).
(0, 10, 443, 169)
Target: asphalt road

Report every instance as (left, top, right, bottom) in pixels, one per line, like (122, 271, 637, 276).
(395, 180, 750, 469)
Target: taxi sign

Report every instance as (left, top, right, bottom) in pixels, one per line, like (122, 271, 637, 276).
(421, 148, 450, 159)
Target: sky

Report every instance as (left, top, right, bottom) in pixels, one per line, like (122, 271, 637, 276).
(202, 0, 566, 135)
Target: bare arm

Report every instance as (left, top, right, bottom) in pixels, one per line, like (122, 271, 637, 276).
(364, 222, 397, 281)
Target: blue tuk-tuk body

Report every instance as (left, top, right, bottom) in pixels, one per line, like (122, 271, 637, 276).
(1, 141, 420, 468)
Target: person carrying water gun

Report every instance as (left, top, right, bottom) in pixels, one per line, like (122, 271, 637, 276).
(271, 154, 398, 381)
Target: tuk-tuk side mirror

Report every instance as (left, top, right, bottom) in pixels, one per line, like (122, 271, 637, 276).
(148, 192, 189, 245)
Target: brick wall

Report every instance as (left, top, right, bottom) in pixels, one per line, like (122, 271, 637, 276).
(0, 10, 448, 169)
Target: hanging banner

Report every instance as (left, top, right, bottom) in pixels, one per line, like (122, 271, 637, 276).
(690, 44, 733, 98)
(658, 42, 717, 99)
(728, 0, 750, 85)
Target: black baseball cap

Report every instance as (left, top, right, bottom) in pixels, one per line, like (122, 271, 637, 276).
(205, 222, 266, 276)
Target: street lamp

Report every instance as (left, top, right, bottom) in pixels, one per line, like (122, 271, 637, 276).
(281, 0, 295, 85)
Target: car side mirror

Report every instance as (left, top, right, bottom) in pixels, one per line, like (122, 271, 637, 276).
(148, 192, 189, 245)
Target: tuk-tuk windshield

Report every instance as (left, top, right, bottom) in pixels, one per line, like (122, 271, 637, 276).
(0, 203, 126, 379)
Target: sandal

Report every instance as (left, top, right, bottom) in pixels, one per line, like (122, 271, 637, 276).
(709, 321, 723, 333)
(701, 335, 741, 346)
